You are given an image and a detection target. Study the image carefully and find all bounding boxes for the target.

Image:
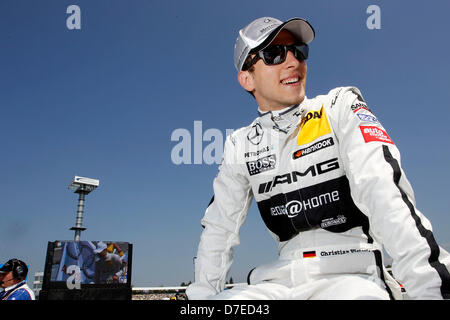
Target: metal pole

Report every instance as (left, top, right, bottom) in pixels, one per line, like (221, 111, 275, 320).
(74, 192, 86, 241)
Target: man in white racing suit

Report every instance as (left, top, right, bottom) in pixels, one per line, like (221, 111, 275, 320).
(186, 16, 450, 300)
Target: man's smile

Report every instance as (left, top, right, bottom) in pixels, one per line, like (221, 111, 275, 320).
(281, 76, 300, 85)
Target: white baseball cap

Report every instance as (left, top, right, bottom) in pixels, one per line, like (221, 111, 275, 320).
(94, 241, 107, 254)
(234, 17, 315, 71)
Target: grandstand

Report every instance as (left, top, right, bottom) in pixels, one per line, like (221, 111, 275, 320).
(131, 284, 240, 300)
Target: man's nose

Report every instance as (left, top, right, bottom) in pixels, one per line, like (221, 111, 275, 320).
(284, 49, 302, 68)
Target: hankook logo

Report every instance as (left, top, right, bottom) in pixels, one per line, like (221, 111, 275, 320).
(293, 137, 334, 159)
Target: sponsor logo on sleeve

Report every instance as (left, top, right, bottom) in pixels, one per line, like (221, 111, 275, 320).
(293, 137, 334, 159)
(246, 154, 276, 176)
(357, 113, 379, 124)
(351, 102, 372, 114)
(360, 126, 394, 144)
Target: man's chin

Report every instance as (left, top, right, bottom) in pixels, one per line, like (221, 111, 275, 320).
(285, 92, 305, 106)
(297, 94, 306, 105)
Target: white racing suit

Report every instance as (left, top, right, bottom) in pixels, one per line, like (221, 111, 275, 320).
(186, 87, 450, 300)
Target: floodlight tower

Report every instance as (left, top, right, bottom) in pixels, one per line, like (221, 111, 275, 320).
(68, 176, 100, 241)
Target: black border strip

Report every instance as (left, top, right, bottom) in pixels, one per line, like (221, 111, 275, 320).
(382, 145, 450, 299)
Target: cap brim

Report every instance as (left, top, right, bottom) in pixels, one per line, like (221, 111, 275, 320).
(254, 18, 315, 52)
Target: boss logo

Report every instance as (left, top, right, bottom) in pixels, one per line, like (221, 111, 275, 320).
(246, 154, 276, 176)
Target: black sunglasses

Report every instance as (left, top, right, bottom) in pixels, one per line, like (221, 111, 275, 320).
(242, 43, 309, 71)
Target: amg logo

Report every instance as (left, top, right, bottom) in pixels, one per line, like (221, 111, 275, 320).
(293, 137, 334, 159)
(258, 158, 340, 194)
(246, 154, 276, 176)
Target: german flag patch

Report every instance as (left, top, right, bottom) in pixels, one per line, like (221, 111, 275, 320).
(302, 251, 316, 258)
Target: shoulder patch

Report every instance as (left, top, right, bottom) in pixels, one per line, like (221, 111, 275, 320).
(360, 126, 394, 144)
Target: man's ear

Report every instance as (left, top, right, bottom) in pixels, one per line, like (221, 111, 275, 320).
(238, 70, 255, 93)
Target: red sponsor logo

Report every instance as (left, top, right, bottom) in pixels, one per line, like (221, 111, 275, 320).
(294, 150, 303, 158)
(360, 126, 394, 144)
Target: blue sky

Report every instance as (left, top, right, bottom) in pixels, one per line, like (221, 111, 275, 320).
(1, 0, 450, 287)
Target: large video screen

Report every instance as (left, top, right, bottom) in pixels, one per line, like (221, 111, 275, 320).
(43, 240, 132, 288)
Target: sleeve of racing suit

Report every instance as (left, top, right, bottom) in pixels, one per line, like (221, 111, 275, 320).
(331, 87, 450, 299)
(7, 288, 33, 300)
(186, 133, 253, 300)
